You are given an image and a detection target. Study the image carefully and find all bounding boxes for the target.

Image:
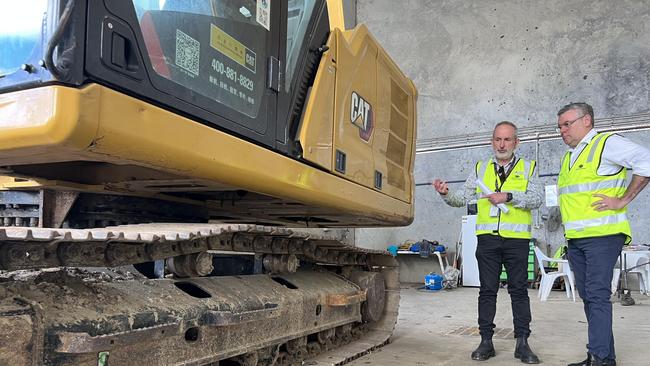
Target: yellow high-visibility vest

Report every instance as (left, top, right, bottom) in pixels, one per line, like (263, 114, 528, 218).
(475, 158, 535, 239)
(558, 132, 631, 243)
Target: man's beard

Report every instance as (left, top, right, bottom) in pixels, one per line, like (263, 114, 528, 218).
(495, 151, 513, 161)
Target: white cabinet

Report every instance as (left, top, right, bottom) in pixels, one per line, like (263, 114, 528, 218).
(461, 215, 480, 287)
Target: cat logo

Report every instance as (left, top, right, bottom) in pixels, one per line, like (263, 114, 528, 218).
(350, 92, 373, 141)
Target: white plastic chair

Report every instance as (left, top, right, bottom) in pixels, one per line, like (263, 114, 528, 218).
(625, 253, 650, 295)
(533, 246, 576, 302)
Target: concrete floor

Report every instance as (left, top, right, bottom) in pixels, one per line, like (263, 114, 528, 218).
(349, 286, 650, 365)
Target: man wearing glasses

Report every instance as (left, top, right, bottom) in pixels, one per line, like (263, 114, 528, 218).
(557, 102, 650, 366)
(433, 121, 543, 364)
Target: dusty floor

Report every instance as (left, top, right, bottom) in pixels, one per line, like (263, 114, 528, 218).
(349, 285, 650, 365)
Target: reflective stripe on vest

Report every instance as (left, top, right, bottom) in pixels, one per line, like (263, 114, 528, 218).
(563, 213, 628, 231)
(558, 179, 627, 195)
(586, 133, 607, 163)
(475, 158, 535, 239)
(476, 223, 532, 233)
(558, 132, 631, 242)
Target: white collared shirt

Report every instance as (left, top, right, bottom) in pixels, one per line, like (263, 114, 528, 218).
(568, 129, 650, 176)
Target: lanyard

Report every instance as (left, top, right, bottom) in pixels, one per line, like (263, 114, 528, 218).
(493, 158, 515, 192)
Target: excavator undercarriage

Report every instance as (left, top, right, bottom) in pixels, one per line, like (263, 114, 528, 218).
(0, 224, 399, 366)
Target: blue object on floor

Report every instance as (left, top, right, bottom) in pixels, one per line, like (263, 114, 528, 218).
(424, 273, 444, 291)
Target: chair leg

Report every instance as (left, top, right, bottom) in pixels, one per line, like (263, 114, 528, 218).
(540, 277, 554, 301)
(566, 272, 576, 302)
(564, 277, 571, 298)
(638, 271, 648, 295)
(611, 268, 621, 295)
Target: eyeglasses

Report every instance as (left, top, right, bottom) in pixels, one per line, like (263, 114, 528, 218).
(556, 115, 585, 133)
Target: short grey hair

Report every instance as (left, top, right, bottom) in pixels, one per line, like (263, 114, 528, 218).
(557, 102, 594, 124)
(493, 121, 518, 139)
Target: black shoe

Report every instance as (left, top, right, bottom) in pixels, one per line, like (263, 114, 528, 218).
(514, 336, 540, 364)
(471, 339, 495, 361)
(567, 353, 616, 366)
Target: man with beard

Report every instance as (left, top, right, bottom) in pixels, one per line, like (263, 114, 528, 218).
(433, 121, 543, 364)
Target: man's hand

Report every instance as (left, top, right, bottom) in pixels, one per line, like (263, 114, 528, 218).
(593, 175, 650, 211)
(592, 193, 628, 211)
(432, 179, 449, 195)
(482, 192, 508, 205)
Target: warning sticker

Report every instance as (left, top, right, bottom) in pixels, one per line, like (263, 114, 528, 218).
(256, 0, 270, 31)
(209, 24, 256, 73)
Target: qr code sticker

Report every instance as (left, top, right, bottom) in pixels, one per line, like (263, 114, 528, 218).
(256, 0, 270, 30)
(257, 11, 268, 28)
(175, 29, 200, 76)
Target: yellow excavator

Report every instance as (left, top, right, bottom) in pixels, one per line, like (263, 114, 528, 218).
(0, 0, 417, 365)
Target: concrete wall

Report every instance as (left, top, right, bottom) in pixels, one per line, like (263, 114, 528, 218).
(395, 254, 445, 283)
(354, 0, 650, 256)
(342, 0, 357, 29)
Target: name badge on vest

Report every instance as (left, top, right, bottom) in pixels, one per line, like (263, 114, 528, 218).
(490, 204, 499, 217)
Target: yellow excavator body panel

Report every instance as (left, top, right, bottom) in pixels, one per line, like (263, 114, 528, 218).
(299, 25, 416, 204)
(0, 84, 413, 226)
(0, 0, 416, 228)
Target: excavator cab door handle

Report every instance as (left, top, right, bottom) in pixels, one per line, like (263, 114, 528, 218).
(267, 56, 281, 92)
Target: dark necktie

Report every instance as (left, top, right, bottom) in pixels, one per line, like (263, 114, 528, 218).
(498, 165, 506, 184)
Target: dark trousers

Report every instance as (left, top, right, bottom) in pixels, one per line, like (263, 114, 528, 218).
(567, 234, 625, 361)
(476, 234, 531, 339)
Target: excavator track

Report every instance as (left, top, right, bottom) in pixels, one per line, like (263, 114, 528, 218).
(0, 224, 382, 270)
(0, 224, 399, 366)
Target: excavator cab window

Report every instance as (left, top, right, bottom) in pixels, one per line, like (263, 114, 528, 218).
(0, 0, 49, 80)
(133, 0, 268, 118)
(285, 0, 317, 92)
(0, 0, 331, 153)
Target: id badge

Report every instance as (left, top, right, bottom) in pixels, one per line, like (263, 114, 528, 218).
(489, 204, 499, 217)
